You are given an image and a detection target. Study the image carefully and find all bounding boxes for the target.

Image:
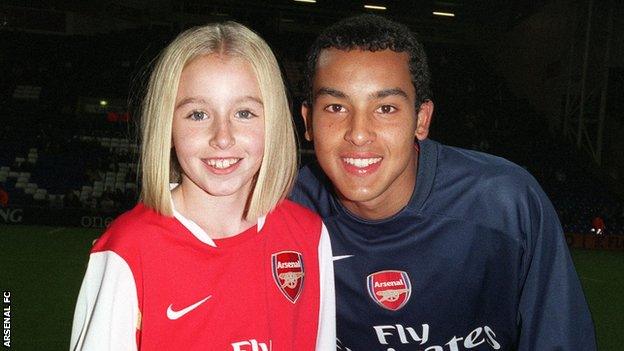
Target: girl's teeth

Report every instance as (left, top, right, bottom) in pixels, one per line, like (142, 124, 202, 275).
(209, 158, 239, 169)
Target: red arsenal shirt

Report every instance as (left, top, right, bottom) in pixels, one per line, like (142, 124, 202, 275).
(70, 200, 335, 350)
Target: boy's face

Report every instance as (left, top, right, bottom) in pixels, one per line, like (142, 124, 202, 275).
(302, 48, 432, 219)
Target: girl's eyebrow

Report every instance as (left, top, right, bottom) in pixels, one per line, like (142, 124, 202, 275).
(175, 96, 263, 109)
(175, 97, 206, 109)
(234, 96, 263, 106)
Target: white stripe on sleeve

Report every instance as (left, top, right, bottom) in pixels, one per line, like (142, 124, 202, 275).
(70, 251, 139, 351)
(316, 223, 336, 350)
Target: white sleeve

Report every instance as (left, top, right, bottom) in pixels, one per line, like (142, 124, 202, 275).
(315, 223, 336, 350)
(70, 251, 139, 351)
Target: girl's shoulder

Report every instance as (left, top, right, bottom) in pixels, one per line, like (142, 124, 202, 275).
(274, 199, 323, 224)
(267, 199, 325, 241)
(92, 203, 174, 254)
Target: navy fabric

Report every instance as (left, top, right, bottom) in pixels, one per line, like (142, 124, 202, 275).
(291, 138, 596, 351)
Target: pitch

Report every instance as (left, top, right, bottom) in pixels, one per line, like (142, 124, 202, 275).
(1, 225, 622, 350)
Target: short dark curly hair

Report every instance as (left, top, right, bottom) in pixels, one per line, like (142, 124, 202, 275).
(304, 14, 432, 107)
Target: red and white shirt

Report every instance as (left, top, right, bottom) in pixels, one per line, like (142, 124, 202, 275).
(70, 200, 335, 350)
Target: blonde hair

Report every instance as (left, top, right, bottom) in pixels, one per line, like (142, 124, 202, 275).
(140, 22, 297, 220)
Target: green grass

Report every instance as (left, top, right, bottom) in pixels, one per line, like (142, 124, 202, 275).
(0, 225, 102, 350)
(1, 225, 623, 350)
(572, 249, 624, 351)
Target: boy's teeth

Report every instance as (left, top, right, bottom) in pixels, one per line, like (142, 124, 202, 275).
(208, 158, 240, 169)
(343, 157, 382, 168)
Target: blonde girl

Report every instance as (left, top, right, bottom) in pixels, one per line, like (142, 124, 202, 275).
(71, 22, 334, 350)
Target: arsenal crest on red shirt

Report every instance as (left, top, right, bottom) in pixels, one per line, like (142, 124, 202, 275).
(367, 270, 412, 311)
(271, 251, 305, 303)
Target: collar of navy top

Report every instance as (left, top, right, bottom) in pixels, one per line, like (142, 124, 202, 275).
(325, 139, 438, 224)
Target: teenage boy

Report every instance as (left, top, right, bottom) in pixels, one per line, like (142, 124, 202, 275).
(292, 14, 596, 351)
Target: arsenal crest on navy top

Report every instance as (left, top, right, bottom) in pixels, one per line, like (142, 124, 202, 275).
(367, 270, 412, 311)
(271, 251, 305, 303)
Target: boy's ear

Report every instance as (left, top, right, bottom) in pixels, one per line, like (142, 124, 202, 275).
(415, 100, 434, 141)
(301, 102, 313, 141)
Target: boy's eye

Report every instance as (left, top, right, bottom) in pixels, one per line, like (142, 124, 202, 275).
(324, 104, 346, 113)
(376, 105, 396, 114)
(235, 110, 256, 119)
(189, 111, 208, 121)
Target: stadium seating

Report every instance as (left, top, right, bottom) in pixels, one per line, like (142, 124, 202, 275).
(1, 27, 622, 234)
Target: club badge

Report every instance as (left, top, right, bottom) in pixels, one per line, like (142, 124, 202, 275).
(367, 270, 411, 311)
(271, 251, 305, 303)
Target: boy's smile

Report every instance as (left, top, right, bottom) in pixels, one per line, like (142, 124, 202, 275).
(303, 48, 432, 220)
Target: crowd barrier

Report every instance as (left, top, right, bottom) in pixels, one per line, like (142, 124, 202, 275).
(0, 205, 117, 229)
(2, 205, 624, 251)
(565, 233, 624, 251)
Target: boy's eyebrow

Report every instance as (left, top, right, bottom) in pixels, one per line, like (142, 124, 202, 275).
(371, 88, 409, 100)
(314, 87, 409, 100)
(315, 87, 347, 99)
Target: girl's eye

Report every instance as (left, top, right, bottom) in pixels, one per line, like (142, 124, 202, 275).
(189, 111, 208, 121)
(235, 110, 256, 119)
(376, 105, 397, 114)
(324, 104, 346, 113)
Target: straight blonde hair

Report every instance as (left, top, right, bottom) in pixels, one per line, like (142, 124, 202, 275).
(140, 22, 297, 220)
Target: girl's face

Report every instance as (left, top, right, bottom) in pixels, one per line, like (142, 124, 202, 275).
(172, 54, 265, 201)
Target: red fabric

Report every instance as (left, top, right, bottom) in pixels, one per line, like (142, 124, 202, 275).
(106, 112, 119, 123)
(0, 188, 8, 207)
(92, 200, 323, 350)
(591, 217, 605, 231)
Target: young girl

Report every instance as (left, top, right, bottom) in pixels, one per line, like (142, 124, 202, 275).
(70, 22, 335, 350)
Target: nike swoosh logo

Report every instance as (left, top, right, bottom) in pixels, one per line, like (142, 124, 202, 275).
(166, 295, 212, 320)
(332, 255, 354, 261)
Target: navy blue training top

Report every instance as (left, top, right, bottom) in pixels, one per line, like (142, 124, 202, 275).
(291, 138, 596, 351)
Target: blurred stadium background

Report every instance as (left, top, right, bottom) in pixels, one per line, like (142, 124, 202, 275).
(1, 0, 623, 349)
